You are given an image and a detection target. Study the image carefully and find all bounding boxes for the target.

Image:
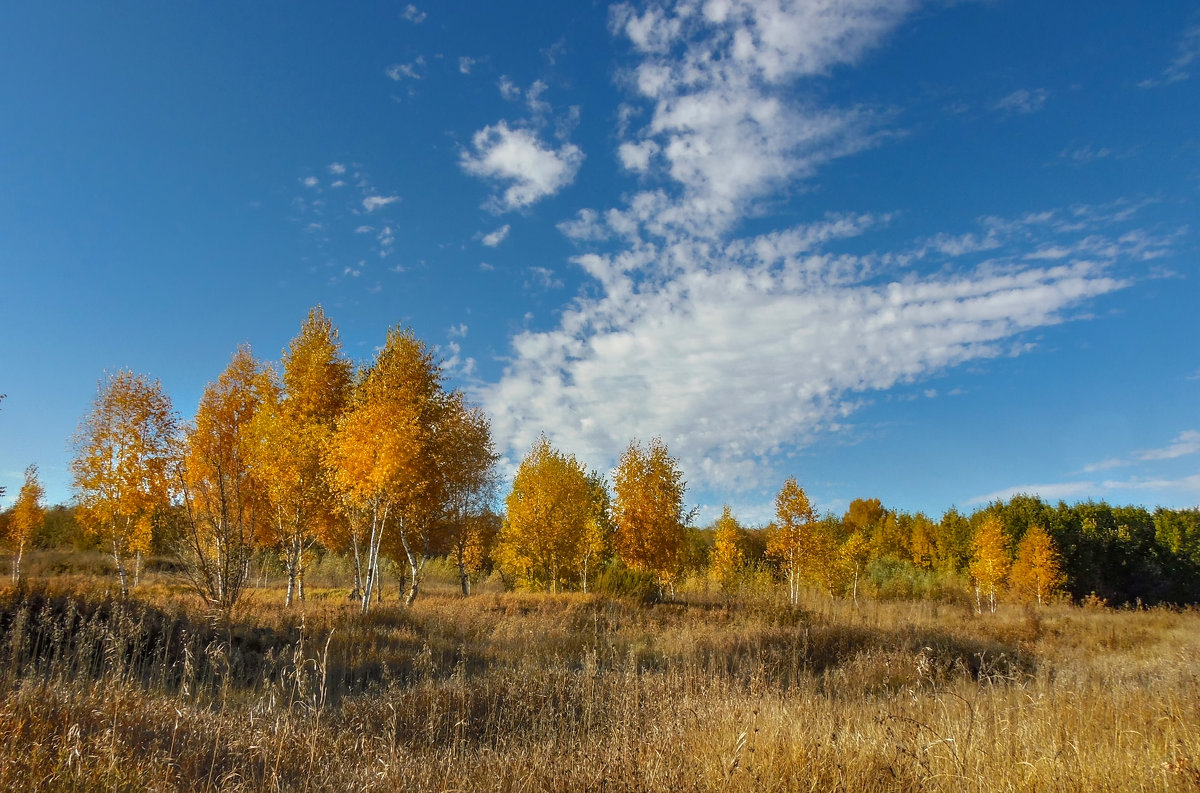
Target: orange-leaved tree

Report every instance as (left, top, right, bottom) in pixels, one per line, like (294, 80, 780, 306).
(9, 464, 45, 582)
(326, 326, 443, 610)
(969, 514, 1011, 613)
(434, 392, 499, 596)
(251, 307, 351, 606)
(72, 370, 178, 597)
(176, 345, 272, 614)
(496, 436, 595, 592)
(1009, 523, 1066, 605)
(612, 437, 688, 596)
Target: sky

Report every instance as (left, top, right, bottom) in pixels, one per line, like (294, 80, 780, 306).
(1, 0, 1198, 525)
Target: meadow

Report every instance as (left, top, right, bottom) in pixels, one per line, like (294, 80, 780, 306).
(0, 555, 1197, 792)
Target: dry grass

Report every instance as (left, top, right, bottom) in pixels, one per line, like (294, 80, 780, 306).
(0, 572, 1197, 792)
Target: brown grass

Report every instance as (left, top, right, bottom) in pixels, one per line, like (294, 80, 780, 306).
(0, 568, 1197, 792)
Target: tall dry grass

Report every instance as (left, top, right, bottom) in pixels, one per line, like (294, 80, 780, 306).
(0, 575, 1197, 792)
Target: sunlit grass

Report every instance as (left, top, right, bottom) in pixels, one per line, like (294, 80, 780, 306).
(0, 566, 1197, 791)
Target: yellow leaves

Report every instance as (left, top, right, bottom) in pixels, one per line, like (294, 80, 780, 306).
(9, 464, 45, 550)
(767, 477, 838, 602)
(326, 325, 441, 515)
(498, 436, 596, 592)
(1009, 524, 1066, 605)
(612, 437, 687, 587)
(709, 505, 744, 595)
(71, 370, 178, 552)
(969, 515, 1011, 612)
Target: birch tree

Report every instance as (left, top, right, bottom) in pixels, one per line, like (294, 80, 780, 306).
(766, 477, 826, 606)
(9, 464, 45, 582)
(72, 370, 178, 597)
(251, 307, 351, 606)
(709, 505, 745, 597)
(175, 346, 271, 613)
(1009, 523, 1065, 605)
(496, 436, 595, 592)
(612, 437, 688, 596)
(970, 514, 1011, 613)
(326, 326, 442, 611)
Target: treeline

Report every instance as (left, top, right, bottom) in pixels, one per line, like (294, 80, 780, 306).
(2, 308, 1199, 611)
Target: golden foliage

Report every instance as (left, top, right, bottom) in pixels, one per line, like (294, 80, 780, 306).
(1009, 524, 1066, 605)
(612, 437, 687, 591)
(709, 505, 744, 596)
(71, 370, 178, 595)
(767, 477, 836, 604)
(325, 325, 444, 609)
(177, 345, 272, 611)
(497, 436, 596, 592)
(8, 464, 45, 581)
(969, 514, 1011, 613)
(250, 307, 351, 605)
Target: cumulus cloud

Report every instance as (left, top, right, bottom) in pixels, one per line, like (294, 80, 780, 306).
(362, 195, 400, 212)
(602, 0, 911, 237)
(482, 224, 512, 247)
(460, 122, 584, 211)
(401, 4, 426, 23)
(387, 58, 425, 81)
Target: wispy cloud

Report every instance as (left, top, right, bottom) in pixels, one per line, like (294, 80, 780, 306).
(459, 56, 476, 75)
(482, 224, 511, 247)
(991, 88, 1049, 115)
(460, 122, 583, 211)
(968, 481, 1098, 506)
(401, 4, 426, 24)
(1138, 430, 1200, 461)
(1139, 24, 1200, 88)
(483, 209, 1143, 491)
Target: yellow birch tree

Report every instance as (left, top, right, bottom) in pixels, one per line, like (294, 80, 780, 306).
(709, 505, 745, 597)
(72, 370, 178, 597)
(434, 392, 499, 596)
(325, 326, 442, 611)
(766, 477, 827, 605)
(1009, 523, 1066, 605)
(496, 436, 594, 592)
(176, 346, 271, 613)
(251, 307, 351, 607)
(969, 514, 1011, 613)
(9, 464, 45, 582)
(612, 437, 688, 596)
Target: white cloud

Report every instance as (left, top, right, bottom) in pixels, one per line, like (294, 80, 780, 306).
(1137, 430, 1200, 462)
(526, 266, 563, 290)
(328, 162, 347, 175)
(401, 4, 426, 23)
(459, 56, 476, 75)
(990, 88, 1049, 115)
(460, 122, 584, 211)
(599, 0, 913, 238)
(1140, 24, 1200, 88)
(968, 481, 1099, 506)
(302, 176, 319, 188)
(482, 224, 511, 247)
(482, 211, 1134, 492)
(362, 195, 400, 212)
(387, 58, 425, 81)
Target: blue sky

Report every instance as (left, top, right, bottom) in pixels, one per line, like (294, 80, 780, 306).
(1, 0, 1198, 525)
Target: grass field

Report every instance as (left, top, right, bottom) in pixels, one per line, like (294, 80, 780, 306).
(0, 559, 1197, 791)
